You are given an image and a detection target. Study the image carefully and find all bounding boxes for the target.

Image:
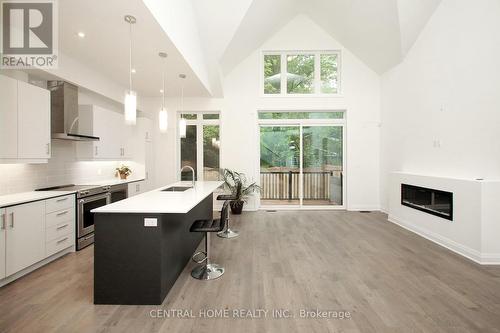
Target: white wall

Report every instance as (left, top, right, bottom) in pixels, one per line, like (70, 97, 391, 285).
(380, 0, 500, 210)
(147, 14, 381, 210)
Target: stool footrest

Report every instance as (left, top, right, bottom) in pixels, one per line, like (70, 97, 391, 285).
(192, 251, 207, 264)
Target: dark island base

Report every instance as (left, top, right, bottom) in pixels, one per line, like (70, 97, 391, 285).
(94, 194, 213, 305)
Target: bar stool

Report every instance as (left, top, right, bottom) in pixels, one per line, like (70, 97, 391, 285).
(216, 192, 239, 239)
(189, 201, 229, 280)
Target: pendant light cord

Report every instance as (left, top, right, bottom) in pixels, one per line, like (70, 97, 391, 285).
(181, 79, 184, 113)
(129, 22, 133, 93)
(162, 59, 166, 109)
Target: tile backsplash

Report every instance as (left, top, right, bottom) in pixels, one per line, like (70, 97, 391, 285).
(0, 140, 144, 195)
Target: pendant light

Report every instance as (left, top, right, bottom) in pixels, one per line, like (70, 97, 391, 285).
(179, 74, 187, 138)
(124, 15, 137, 125)
(158, 52, 168, 133)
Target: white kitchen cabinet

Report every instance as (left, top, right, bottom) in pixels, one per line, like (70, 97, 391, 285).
(128, 180, 146, 197)
(0, 75, 51, 162)
(0, 209, 6, 279)
(77, 105, 134, 160)
(17, 80, 51, 159)
(5, 201, 45, 276)
(0, 75, 18, 159)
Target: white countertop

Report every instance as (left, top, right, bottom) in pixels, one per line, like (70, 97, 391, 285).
(0, 191, 76, 208)
(92, 181, 224, 214)
(0, 178, 145, 208)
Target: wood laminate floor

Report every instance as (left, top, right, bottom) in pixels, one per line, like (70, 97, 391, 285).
(1, 211, 500, 333)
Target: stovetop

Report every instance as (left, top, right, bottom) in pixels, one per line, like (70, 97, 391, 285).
(36, 184, 99, 192)
(36, 184, 109, 198)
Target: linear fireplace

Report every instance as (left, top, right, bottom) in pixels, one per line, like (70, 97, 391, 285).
(401, 184, 453, 221)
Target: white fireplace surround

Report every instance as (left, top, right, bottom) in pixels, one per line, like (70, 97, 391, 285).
(388, 172, 500, 265)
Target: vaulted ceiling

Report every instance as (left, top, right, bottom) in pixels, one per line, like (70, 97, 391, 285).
(41, 0, 442, 100)
(197, 0, 442, 78)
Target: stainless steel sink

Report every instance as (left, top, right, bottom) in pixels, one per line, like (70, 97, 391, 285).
(162, 186, 192, 192)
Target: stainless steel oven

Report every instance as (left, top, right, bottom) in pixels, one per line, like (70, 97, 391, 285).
(77, 192, 110, 247)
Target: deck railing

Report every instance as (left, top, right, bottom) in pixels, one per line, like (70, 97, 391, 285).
(260, 171, 342, 201)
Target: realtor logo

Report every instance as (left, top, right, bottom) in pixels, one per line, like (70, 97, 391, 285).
(1, 0, 58, 68)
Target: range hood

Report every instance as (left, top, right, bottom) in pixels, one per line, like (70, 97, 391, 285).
(48, 81, 100, 142)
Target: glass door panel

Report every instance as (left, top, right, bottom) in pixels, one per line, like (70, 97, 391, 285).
(180, 125, 197, 181)
(203, 125, 220, 180)
(260, 126, 300, 206)
(302, 126, 343, 206)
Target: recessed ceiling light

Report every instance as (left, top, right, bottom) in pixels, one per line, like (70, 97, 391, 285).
(77, 32, 85, 38)
(160, 89, 164, 93)
(131, 68, 136, 74)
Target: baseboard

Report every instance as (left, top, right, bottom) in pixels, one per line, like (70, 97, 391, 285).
(0, 246, 74, 287)
(480, 253, 500, 265)
(387, 215, 500, 265)
(348, 205, 381, 212)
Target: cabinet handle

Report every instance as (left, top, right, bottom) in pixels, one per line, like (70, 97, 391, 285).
(10, 212, 14, 228)
(56, 210, 68, 216)
(56, 237, 68, 244)
(57, 224, 69, 230)
(56, 197, 68, 202)
(1, 213, 5, 230)
(46, 143, 50, 155)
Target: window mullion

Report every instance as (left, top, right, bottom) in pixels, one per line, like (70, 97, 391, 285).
(281, 53, 287, 96)
(315, 52, 321, 94)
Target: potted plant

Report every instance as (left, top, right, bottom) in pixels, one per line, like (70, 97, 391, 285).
(222, 169, 260, 214)
(116, 165, 132, 180)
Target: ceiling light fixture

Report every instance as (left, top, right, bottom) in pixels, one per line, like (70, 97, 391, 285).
(124, 15, 137, 126)
(179, 74, 187, 138)
(77, 32, 85, 38)
(159, 52, 168, 133)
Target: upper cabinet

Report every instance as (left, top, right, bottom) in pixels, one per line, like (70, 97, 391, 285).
(17, 81, 51, 159)
(0, 75, 51, 163)
(0, 75, 18, 159)
(76, 105, 134, 161)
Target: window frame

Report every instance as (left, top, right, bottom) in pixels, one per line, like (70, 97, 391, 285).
(177, 111, 221, 181)
(261, 50, 342, 97)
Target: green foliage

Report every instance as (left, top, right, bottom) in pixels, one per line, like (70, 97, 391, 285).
(321, 54, 338, 93)
(116, 165, 132, 176)
(264, 55, 281, 94)
(222, 169, 261, 202)
(260, 126, 343, 170)
(203, 125, 219, 171)
(287, 54, 315, 93)
(263, 53, 339, 95)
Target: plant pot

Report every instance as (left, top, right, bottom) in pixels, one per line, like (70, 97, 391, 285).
(119, 173, 128, 180)
(230, 200, 244, 214)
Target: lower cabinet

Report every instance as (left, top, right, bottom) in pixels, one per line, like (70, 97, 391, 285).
(0, 194, 75, 283)
(128, 180, 146, 197)
(5, 201, 45, 276)
(0, 209, 6, 279)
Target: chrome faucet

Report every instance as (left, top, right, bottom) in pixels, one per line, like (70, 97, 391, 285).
(180, 165, 196, 188)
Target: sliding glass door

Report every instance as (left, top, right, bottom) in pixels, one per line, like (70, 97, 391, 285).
(260, 126, 300, 206)
(302, 126, 343, 206)
(259, 111, 345, 208)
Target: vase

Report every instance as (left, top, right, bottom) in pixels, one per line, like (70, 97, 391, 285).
(230, 200, 244, 214)
(119, 173, 127, 180)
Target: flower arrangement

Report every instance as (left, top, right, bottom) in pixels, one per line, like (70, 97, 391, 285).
(115, 165, 132, 180)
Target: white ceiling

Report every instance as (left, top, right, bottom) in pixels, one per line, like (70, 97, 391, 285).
(194, 0, 442, 76)
(44, 0, 442, 100)
(58, 0, 210, 97)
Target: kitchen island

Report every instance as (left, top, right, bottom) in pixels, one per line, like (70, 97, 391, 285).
(91, 181, 223, 305)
